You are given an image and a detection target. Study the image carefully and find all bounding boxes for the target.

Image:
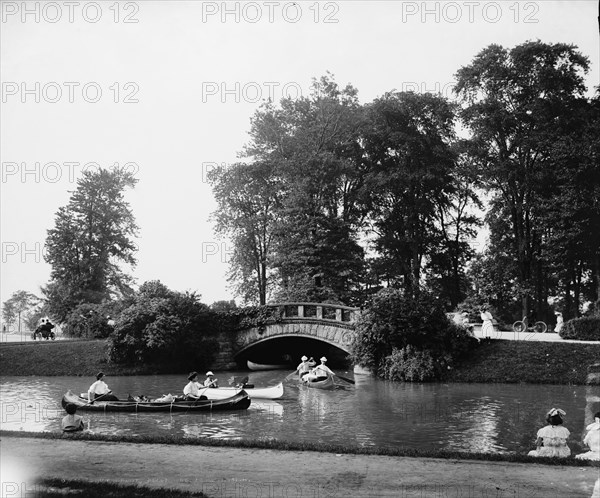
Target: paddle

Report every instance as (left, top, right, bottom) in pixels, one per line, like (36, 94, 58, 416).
(335, 375, 355, 385)
(85, 390, 112, 405)
(285, 370, 299, 381)
(197, 378, 218, 397)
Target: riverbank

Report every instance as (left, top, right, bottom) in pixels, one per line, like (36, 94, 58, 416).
(445, 339, 600, 384)
(2, 338, 599, 384)
(0, 340, 184, 376)
(1, 435, 598, 497)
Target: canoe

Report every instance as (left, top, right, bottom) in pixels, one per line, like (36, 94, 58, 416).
(202, 382, 284, 400)
(62, 390, 251, 412)
(303, 375, 335, 390)
(247, 360, 289, 371)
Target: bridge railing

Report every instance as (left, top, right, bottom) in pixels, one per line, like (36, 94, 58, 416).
(267, 302, 360, 324)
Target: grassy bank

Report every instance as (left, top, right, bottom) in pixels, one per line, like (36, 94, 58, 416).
(447, 339, 600, 384)
(0, 340, 175, 377)
(2, 430, 598, 467)
(2, 338, 599, 384)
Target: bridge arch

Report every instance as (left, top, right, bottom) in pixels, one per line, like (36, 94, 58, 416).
(232, 303, 360, 364)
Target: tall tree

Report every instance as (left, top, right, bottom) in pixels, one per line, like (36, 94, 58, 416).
(44, 167, 138, 321)
(427, 144, 482, 308)
(362, 91, 458, 298)
(244, 74, 368, 304)
(209, 161, 282, 305)
(454, 41, 590, 318)
(538, 93, 600, 317)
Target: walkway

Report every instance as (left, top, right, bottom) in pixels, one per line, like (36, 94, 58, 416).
(1, 437, 598, 497)
(472, 327, 600, 344)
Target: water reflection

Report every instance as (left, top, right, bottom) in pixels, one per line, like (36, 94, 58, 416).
(0, 373, 596, 455)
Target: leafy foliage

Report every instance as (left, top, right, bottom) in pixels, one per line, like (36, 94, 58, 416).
(62, 302, 122, 338)
(43, 167, 138, 321)
(1, 291, 41, 332)
(382, 346, 437, 382)
(559, 317, 600, 341)
(107, 281, 219, 370)
(350, 288, 477, 380)
(455, 41, 593, 320)
(362, 91, 458, 299)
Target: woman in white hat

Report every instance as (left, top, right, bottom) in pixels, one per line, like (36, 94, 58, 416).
(204, 371, 218, 388)
(305, 357, 336, 382)
(296, 355, 312, 380)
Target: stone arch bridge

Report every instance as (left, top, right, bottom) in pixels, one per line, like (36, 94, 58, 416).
(212, 303, 361, 370)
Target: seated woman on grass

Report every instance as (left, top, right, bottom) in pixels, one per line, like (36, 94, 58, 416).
(528, 408, 570, 458)
(576, 411, 600, 461)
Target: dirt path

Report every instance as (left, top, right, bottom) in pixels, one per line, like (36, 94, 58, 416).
(2, 436, 599, 497)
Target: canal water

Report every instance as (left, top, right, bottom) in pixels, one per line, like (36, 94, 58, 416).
(1, 371, 597, 455)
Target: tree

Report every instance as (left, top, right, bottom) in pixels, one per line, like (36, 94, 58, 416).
(246, 75, 368, 304)
(2, 290, 41, 332)
(43, 167, 138, 321)
(427, 144, 482, 308)
(362, 91, 458, 298)
(455, 41, 590, 319)
(209, 161, 282, 305)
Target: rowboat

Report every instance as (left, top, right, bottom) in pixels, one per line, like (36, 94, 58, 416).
(302, 375, 335, 390)
(62, 390, 251, 412)
(201, 382, 284, 400)
(247, 360, 289, 371)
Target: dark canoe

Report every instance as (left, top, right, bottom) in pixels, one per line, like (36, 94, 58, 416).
(61, 390, 251, 412)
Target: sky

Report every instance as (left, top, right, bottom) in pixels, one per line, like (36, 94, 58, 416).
(1, 0, 598, 310)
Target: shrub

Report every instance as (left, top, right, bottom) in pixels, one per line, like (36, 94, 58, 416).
(383, 346, 437, 382)
(107, 281, 220, 370)
(350, 288, 478, 380)
(63, 302, 121, 338)
(559, 317, 600, 341)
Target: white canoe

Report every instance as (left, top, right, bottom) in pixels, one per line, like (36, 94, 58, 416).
(247, 360, 289, 371)
(202, 382, 284, 400)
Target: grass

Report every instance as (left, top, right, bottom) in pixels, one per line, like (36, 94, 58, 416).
(0, 340, 183, 376)
(2, 430, 598, 467)
(446, 339, 600, 384)
(26, 477, 208, 497)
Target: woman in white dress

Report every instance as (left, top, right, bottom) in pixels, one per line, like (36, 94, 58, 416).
(576, 411, 600, 461)
(528, 408, 571, 458)
(554, 311, 564, 333)
(480, 307, 495, 336)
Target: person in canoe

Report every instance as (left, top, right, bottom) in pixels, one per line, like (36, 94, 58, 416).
(304, 357, 335, 383)
(183, 371, 204, 400)
(61, 403, 84, 432)
(296, 355, 314, 380)
(204, 371, 219, 388)
(87, 372, 119, 403)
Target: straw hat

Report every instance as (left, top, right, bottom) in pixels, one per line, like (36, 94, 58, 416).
(320, 357, 327, 362)
(206, 371, 214, 377)
(301, 355, 308, 361)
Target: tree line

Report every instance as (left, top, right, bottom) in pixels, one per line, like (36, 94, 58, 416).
(4, 41, 596, 333)
(209, 41, 600, 325)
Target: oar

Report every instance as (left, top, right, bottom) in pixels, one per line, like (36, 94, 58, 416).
(85, 390, 112, 405)
(335, 375, 355, 385)
(196, 379, 217, 397)
(285, 370, 299, 381)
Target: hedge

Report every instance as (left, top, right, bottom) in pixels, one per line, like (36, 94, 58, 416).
(559, 317, 600, 341)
